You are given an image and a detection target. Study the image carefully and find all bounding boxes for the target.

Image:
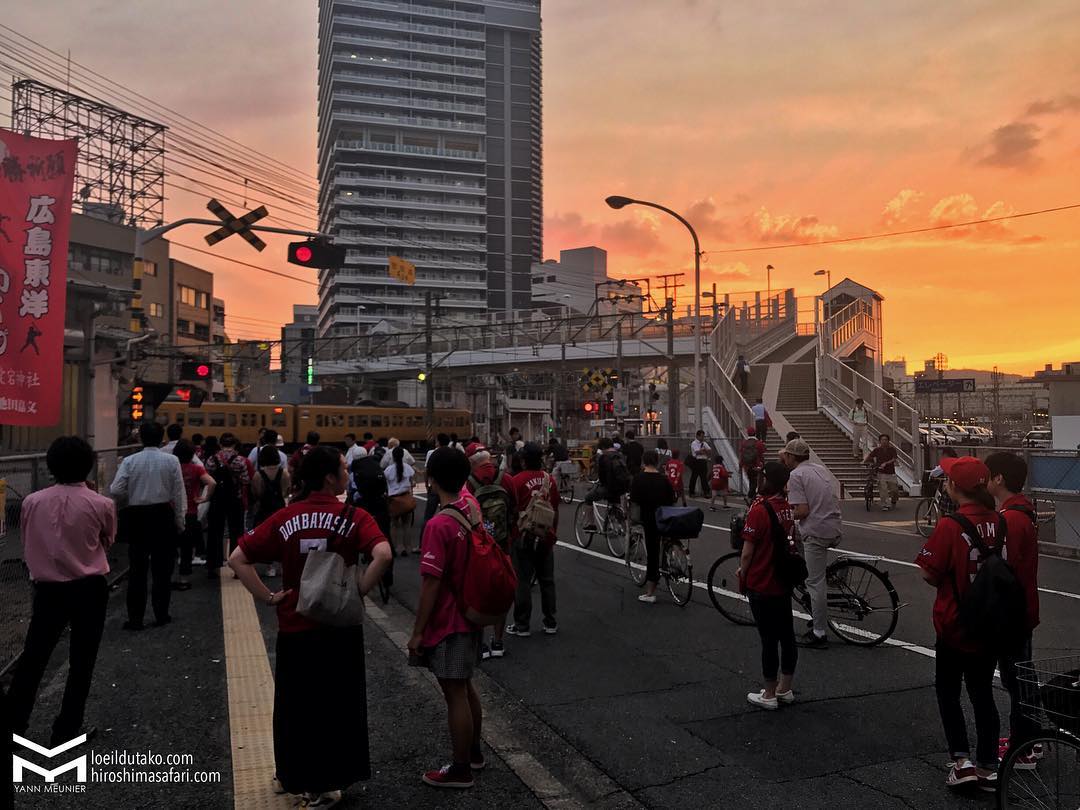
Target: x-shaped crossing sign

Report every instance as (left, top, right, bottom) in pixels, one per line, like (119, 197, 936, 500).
(204, 199, 269, 251)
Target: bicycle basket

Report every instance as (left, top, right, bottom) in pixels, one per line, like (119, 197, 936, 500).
(656, 506, 705, 539)
(1015, 656, 1080, 736)
(556, 460, 579, 476)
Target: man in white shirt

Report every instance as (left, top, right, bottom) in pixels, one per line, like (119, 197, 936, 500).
(163, 423, 203, 466)
(247, 429, 288, 470)
(751, 398, 769, 445)
(110, 422, 186, 630)
(781, 438, 842, 649)
(849, 398, 869, 458)
(689, 430, 713, 498)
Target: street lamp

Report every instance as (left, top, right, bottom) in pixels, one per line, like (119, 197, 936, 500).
(765, 264, 774, 319)
(606, 195, 703, 430)
(814, 268, 831, 290)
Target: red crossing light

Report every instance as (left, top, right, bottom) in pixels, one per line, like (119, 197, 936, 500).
(295, 245, 313, 263)
(196, 364, 211, 378)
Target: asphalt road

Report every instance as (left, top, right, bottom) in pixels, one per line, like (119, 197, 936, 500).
(383, 489, 1080, 809)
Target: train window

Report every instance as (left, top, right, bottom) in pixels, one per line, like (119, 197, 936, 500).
(406, 415, 423, 428)
(391, 415, 403, 428)
(241, 413, 258, 427)
(154, 411, 169, 425)
(260, 413, 266, 427)
(356, 416, 369, 427)
(209, 413, 226, 427)
(457, 417, 467, 427)
(347, 415, 355, 428)
(174, 412, 185, 426)
(316, 414, 326, 428)
(370, 415, 384, 428)
(228, 414, 238, 427)
(330, 414, 344, 428)
(271, 411, 286, 427)
(187, 412, 204, 427)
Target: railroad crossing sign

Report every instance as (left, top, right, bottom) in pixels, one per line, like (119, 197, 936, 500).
(580, 367, 615, 393)
(388, 255, 416, 285)
(204, 198, 269, 251)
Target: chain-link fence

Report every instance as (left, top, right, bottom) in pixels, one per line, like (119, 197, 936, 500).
(0, 446, 138, 674)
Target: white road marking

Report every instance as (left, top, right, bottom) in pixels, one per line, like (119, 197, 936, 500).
(418, 492, 1080, 601)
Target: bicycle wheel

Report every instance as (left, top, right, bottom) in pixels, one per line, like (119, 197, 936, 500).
(665, 542, 693, 606)
(914, 499, 939, 538)
(706, 552, 755, 625)
(999, 731, 1080, 809)
(559, 476, 574, 505)
(825, 559, 900, 646)
(605, 508, 627, 558)
(573, 501, 596, 549)
(626, 526, 647, 586)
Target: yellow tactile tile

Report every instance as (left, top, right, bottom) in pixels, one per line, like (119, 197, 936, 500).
(220, 576, 293, 809)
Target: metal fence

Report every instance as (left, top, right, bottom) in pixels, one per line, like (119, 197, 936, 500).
(0, 446, 138, 673)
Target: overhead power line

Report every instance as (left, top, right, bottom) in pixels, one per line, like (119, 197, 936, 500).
(170, 242, 319, 287)
(705, 203, 1080, 255)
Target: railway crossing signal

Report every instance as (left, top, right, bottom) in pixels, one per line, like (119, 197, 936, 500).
(204, 198, 269, 251)
(288, 239, 347, 269)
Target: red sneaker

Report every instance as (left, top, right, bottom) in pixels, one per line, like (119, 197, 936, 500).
(946, 760, 979, 788)
(422, 764, 474, 789)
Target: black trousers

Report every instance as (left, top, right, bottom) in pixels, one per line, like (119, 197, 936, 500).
(687, 458, 708, 497)
(512, 540, 556, 629)
(8, 576, 108, 742)
(178, 514, 202, 576)
(755, 419, 768, 445)
(935, 640, 999, 767)
(999, 634, 1037, 745)
(748, 591, 797, 681)
(742, 466, 760, 500)
(125, 504, 177, 624)
(207, 499, 245, 569)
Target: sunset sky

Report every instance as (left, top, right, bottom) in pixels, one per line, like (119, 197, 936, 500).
(4, 0, 1080, 373)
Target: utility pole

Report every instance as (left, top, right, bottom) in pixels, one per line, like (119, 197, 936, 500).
(425, 290, 435, 441)
(992, 365, 1002, 440)
(666, 297, 679, 435)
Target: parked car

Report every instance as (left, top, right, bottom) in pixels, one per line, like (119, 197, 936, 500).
(920, 427, 946, 446)
(1022, 429, 1052, 449)
(930, 423, 967, 445)
(964, 426, 993, 445)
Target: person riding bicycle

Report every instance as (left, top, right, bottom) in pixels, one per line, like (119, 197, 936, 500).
(928, 447, 958, 512)
(584, 437, 630, 509)
(545, 436, 570, 470)
(629, 449, 676, 605)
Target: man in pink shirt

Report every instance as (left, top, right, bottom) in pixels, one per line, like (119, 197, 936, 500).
(8, 436, 116, 746)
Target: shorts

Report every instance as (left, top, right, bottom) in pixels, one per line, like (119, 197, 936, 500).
(711, 481, 729, 492)
(427, 631, 481, 680)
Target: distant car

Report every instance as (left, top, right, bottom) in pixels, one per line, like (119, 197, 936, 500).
(1022, 429, 1052, 449)
(920, 427, 946, 446)
(930, 424, 967, 445)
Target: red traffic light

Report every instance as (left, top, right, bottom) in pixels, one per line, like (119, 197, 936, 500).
(288, 240, 346, 269)
(295, 245, 313, 263)
(196, 364, 210, 378)
(583, 402, 595, 413)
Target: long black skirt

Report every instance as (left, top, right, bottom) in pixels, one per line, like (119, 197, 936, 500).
(274, 625, 370, 794)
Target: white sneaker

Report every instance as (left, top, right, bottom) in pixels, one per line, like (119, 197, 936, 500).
(638, 594, 657, 604)
(746, 690, 779, 710)
(775, 689, 795, 704)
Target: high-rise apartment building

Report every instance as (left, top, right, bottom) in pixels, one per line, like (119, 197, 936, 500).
(316, 0, 542, 336)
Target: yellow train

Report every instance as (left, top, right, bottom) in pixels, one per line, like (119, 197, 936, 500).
(154, 402, 472, 447)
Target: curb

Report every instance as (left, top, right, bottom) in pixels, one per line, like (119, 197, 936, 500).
(1038, 541, 1080, 560)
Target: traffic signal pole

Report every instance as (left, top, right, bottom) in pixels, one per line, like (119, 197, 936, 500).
(425, 291, 435, 442)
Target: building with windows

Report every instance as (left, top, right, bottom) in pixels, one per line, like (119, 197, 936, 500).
(316, 0, 543, 336)
(530, 247, 643, 315)
(281, 304, 319, 386)
(170, 260, 214, 347)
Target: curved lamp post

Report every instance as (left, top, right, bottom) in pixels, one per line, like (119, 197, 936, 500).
(605, 196, 703, 432)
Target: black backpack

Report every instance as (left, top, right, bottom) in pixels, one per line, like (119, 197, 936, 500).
(351, 456, 389, 517)
(255, 468, 286, 519)
(209, 453, 239, 503)
(763, 500, 807, 590)
(607, 451, 632, 493)
(551, 443, 569, 463)
(945, 513, 1026, 651)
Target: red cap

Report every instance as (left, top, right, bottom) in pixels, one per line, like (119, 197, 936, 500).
(464, 442, 486, 458)
(940, 456, 990, 490)
(747, 425, 756, 436)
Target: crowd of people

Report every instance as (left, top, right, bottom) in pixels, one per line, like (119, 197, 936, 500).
(3, 414, 1046, 803)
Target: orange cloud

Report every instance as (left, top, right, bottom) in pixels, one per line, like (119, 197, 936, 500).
(881, 189, 925, 226)
(744, 206, 839, 243)
(545, 211, 662, 258)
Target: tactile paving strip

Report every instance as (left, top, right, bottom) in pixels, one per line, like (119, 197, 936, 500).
(220, 577, 294, 809)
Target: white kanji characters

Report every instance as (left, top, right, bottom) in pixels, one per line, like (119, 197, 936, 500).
(23, 226, 52, 257)
(15, 371, 25, 387)
(27, 401, 36, 415)
(19, 288, 48, 319)
(0, 329, 7, 357)
(26, 371, 40, 387)
(0, 265, 10, 293)
(23, 259, 49, 289)
(25, 195, 56, 225)
(4, 370, 13, 385)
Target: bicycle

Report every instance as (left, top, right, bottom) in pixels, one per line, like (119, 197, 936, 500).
(554, 460, 577, 505)
(574, 496, 627, 557)
(863, 467, 875, 511)
(915, 483, 954, 538)
(625, 504, 698, 606)
(708, 551, 901, 645)
(997, 655, 1080, 809)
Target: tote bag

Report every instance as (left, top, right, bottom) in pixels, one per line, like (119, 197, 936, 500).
(296, 505, 365, 627)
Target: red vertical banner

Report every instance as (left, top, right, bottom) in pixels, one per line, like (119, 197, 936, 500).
(0, 130, 77, 426)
